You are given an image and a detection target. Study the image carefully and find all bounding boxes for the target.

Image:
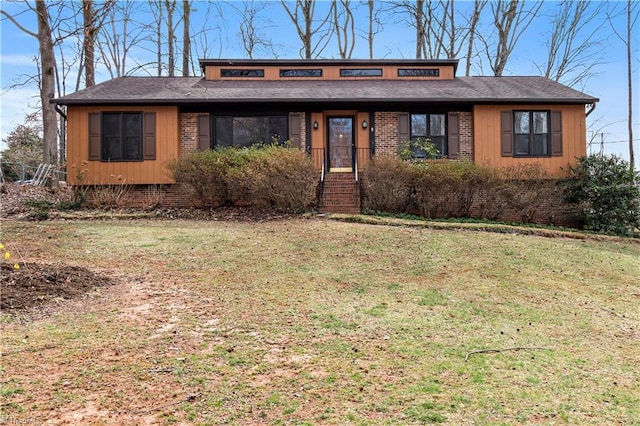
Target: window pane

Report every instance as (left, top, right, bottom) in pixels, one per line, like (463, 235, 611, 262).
(533, 112, 548, 134)
(280, 69, 322, 77)
(124, 136, 141, 159)
(515, 134, 530, 155)
(533, 134, 549, 156)
(221, 69, 264, 77)
(102, 114, 121, 160)
(268, 116, 288, 145)
(340, 68, 382, 77)
(215, 117, 233, 147)
(411, 114, 427, 136)
(430, 136, 446, 155)
(214, 116, 289, 148)
(123, 114, 142, 160)
(398, 68, 439, 77)
(429, 114, 445, 136)
(514, 112, 530, 134)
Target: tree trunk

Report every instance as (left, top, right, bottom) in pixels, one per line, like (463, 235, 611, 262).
(165, 0, 175, 77)
(627, 0, 635, 171)
(182, 0, 190, 76)
(36, 0, 58, 166)
(465, 0, 485, 76)
(83, 0, 95, 87)
(415, 0, 425, 59)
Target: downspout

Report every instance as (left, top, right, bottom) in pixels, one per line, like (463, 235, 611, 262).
(54, 103, 67, 120)
(54, 103, 68, 179)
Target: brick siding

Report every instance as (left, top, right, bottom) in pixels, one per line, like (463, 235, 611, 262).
(179, 112, 201, 154)
(374, 111, 474, 159)
(374, 112, 399, 155)
(458, 111, 473, 160)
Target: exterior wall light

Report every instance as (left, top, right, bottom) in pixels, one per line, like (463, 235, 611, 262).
(362, 120, 368, 129)
(313, 121, 319, 129)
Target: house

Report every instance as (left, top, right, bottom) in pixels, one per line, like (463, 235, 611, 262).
(53, 58, 598, 213)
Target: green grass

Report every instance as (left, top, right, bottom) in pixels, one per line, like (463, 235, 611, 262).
(1, 217, 639, 425)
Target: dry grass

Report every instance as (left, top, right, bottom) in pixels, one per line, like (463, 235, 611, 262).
(1, 217, 639, 425)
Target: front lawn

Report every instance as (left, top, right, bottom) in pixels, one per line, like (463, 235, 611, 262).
(1, 218, 638, 424)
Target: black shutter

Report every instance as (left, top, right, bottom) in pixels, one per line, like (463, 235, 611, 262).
(447, 112, 460, 159)
(288, 113, 302, 148)
(551, 111, 562, 157)
(501, 111, 513, 157)
(398, 112, 410, 143)
(88, 112, 101, 161)
(143, 112, 156, 160)
(198, 115, 211, 150)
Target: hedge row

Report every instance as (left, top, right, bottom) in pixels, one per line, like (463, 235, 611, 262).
(167, 146, 319, 212)
(360, 155, 566, 224)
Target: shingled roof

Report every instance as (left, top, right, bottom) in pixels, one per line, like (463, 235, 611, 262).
(52, 75, 598, 106)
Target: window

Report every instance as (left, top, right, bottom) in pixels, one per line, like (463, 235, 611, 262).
(213, 116, 288, 148)
(102, 112, 142, 161)
(410, 113, 447, 157)
(340, 68, 382, 77)
(398, 68, 439, 77)
(280, 69, 322, 77)
(514, 111, 550, 156)
(220, 69, 264, 77)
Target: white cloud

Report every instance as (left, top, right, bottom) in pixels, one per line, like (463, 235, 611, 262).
(0, 54, 38, 67)
(0, 87, 40, 149)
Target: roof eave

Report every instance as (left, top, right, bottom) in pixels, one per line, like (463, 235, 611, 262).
(52, 97, 599, 106)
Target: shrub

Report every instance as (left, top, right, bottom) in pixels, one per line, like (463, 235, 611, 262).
(360, 155, 415, 213)
(234, 146, 319, 212)
(167, 148, 253, 207)
(500, 164, 560, 223)
(168, 146, 319, 212)
(563, 154, 640, 235)
(397, 137, 440, 160)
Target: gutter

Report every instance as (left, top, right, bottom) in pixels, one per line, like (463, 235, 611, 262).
(54, 103, 67, 120)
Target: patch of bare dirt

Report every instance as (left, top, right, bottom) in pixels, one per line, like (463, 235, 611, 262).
(1, 262, 114, 312)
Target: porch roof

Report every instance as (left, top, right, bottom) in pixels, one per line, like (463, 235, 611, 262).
(53, 76, 599, 106)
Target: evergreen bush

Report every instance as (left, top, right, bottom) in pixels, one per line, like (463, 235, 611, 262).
(563, 154, 640, 236)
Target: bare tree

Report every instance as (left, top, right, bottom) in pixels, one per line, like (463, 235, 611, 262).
(365, 0, 384, 59)
(83, 0, 97, 86)
(231, 1, 277, 59)
(333, 0, 356, 59)
(537, 1, 606, 89)
(464, 0, 487, 75)
(481, 0, 542, 76)
(281, 0, 335, 59)
(2, 1, 58, 165)
(608, 0, 638, 171)
(188, 2, 226, 67)
(98, 1, 153, 78)
(182, 0, 190, 76)
(165, 0, 177, 76)
(391, 0, 465, 60)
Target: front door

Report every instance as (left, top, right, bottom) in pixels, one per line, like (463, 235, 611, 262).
(327, 116, 354, 172)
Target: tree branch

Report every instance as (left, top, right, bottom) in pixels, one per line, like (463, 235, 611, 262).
(464, 346, 551, 362)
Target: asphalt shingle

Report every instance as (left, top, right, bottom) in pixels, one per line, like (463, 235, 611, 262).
(53, 75, 598, 105)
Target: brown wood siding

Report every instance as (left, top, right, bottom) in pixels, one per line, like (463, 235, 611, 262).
(474, 104, 586, 176)
(66, 105, 179, 185)
(204, 64, 454, 81)
(356, 112, 370, 171)
(310, 112, 325, 170)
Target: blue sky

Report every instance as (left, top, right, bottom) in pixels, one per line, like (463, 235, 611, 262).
(1, 0, 638, 167)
